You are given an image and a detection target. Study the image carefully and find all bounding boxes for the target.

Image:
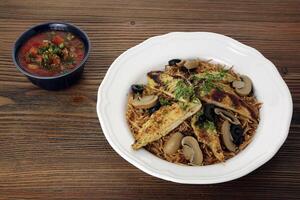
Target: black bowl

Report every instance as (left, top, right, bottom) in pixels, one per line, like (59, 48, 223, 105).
(12, 22, 90, 90)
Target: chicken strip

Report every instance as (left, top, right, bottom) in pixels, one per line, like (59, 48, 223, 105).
(132, 102, 201, 150)
(191, 115, 225, 161)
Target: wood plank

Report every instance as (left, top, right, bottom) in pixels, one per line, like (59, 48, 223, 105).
(0, 0, 299, 199)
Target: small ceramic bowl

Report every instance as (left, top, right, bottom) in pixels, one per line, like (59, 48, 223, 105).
(12, 22, 90, 90)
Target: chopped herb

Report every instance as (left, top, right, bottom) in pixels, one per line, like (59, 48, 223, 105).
(27, 53, 36, 63)
(201, 79, 215, 95)
(174, 80, 195, 100)
(38, 46, 48, 54)
(159, 98, 171, 106)
(203, 120, 216, 131)
(42, 54, 49, 62)
(192, 69, 228, 96)
(218, 68, 228, 79)
(52, 46, 61, 54)
(179, 102, 189, 110)
(195, 110, 204, 119)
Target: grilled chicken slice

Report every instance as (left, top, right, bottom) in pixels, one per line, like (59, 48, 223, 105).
(147, 71, 189, 102)
(132, 102, 201, 150)
(200, 88, 258, 121)
(191, 115, 225, 161)
(193, 70, 237, 84)
(193, 69, 258, 121)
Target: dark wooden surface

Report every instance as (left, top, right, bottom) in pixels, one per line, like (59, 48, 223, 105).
(0, 0, 300, 199)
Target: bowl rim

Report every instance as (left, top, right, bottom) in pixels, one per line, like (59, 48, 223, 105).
(97, 32, 293, 184)
(12, 22, 91, 80)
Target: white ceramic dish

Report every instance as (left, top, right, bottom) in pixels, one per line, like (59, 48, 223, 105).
(97, 32, 293, 184)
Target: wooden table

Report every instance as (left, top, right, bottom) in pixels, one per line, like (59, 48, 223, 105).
(1, 0, 299, 199)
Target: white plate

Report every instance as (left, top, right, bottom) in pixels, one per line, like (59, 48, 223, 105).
(97, 32, 293, 184)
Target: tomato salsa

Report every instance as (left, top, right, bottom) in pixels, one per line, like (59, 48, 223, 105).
(18, 31, 85, 77)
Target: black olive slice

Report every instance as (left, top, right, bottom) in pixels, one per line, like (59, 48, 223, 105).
(168, 59, 181, 66)
(197, 114, 206, 125)
(203, 104, 216, 122)
(230, 124, 244, 145)
(148, 101, 161, 115)
(131, 84, 144, 94)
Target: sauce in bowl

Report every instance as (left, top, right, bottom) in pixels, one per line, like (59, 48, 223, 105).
(18, 31, 85, 77)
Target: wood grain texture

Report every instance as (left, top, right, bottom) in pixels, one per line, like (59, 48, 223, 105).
(0, 0, 300, 199)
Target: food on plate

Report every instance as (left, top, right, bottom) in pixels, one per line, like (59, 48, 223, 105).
(18, 31, 85, 77)
(131, 101, 201, 150)
(126, 58, 261, 166)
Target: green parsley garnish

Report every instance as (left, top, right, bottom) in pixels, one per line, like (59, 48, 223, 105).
(203, 121, 216, 131)
(195, 110, 204, 118)
(179, 102, 189, 110)
(193, 69, 228, 96)
(38, 46, 48, 54)
(159, 98, 171, 106)
(174, 80, 195, 100)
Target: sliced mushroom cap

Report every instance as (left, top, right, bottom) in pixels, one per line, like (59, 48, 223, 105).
(181, 136, 203, 165)
(232, 80, 245, 89)
(131, 84, 144, 94)
(221, 120, 237, 152)
(131, 95, 158, 109)
(176, 60, 186, 67)
(163, 132, 184, 155)
(184, 59, 200, 69)
(214, 108, 240, 125)
(232, 75, 252, 96)
(182, 145, 194, 160)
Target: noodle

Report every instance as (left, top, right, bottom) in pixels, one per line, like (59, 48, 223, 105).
(126, 59, 261, 166)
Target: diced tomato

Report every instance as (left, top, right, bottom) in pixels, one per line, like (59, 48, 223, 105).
(27, 64, 39, 70)
(29, 47, 38, 56)
(77, 51, 84, 60)
(52, 57, 61, 65)
(52, 35, 64, 45)
(77, 54, 83, 60)
(35, 55, 43, 63)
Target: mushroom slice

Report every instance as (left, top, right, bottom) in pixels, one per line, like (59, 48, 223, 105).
(176, 60, 186, 67)
(181, 136, 203, 166)
(221, 120, 237, 152)
(131, 95, 158, 109)
(232, 81, 244, 89)
(163, 132, 184, 155)
(184, 59, 200, 69)
(232, 75, 252, 96)
(182, 145, 194, 161)
(214, 108, 240, 125)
